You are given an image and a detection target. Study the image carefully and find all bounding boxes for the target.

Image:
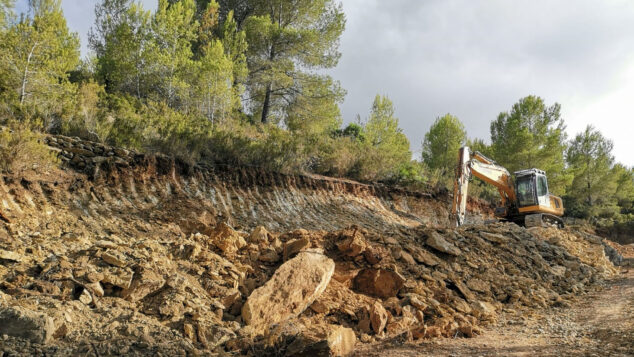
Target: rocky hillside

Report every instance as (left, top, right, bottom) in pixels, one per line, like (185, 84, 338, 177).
(0, 135, 621, 356)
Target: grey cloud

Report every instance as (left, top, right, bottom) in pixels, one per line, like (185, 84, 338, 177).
(331, 0, 634, 164)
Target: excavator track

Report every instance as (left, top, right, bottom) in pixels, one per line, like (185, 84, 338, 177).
(524, 213, 564, 228)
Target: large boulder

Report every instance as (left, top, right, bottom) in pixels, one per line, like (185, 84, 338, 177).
(242, 249, 335, 332)
(0, 306, 55, 344)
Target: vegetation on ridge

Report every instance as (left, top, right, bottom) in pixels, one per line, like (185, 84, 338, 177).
(0, 0, 631, 225)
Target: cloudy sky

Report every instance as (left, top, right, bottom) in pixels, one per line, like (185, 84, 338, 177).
(15, 0, 634, 166)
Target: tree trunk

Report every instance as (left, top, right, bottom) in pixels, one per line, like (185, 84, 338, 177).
(260, 44, 276, 123)
(20, 43, 38, 106)
(261, 82, 272, 123)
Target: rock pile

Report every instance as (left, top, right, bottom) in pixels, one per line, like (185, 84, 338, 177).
(0, 216, 617, 356)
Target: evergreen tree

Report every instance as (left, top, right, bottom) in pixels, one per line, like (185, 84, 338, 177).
(0, 0, 13, 29)
(566, 125, 617, 217)
(421, 114, 466, 175)
(218, 9, 247, 85)
(358, 95, 411, 180)
(148, 0, 198, 107)
(91, 1, 152, 98)
(240, 0, 345, 124)
(89, 0, 133, 59)
(490, 95, 570, 194)
(0, 0, 79, 127)
(612, 163, 634, 215)
(195, 39, 235, 124)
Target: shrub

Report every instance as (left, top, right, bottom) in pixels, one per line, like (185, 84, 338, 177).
(0, 120, 57, 175)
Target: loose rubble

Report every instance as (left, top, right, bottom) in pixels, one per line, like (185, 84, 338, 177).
(0, 139, 622, 356)
(0, 211, 619, 356)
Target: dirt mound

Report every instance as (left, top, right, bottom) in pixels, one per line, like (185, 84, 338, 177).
(0, 137, 620, 356)
(0, 216, 615, 355)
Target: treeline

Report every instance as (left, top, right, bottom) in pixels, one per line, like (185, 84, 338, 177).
(0, 0, 412, 182)
(0, 1, 632, 224)
(421, 96, 634, 224)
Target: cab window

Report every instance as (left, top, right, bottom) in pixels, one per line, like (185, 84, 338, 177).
(516, 176, 536, 207)
(537, 175, 548, 196)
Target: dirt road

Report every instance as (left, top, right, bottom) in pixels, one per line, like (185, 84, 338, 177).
(353, 268, 633, 357)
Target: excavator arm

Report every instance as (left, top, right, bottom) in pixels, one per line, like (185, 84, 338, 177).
(452, 147, 516, 226)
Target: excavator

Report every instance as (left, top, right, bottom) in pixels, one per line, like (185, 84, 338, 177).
(452, 146, 564, 228)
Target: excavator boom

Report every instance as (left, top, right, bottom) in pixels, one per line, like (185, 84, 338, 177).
(452, 147, 515, 226)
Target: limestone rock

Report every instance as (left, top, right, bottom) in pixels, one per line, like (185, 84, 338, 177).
(480, 232, 509, 244)
(466, 278, 490, 293)
(183, 323, 196, 342)
(258, 248, 280, 263)
(84, 281, 104, 297)
(426, 231, 461, 256)
(400, 251, 416, 265)
(283, 237, 310, 261)
(471, 301, 496, 321)
(95, 240, 118, 249)
(211, 223, 247, 255)
(78, 289, 93, 305)
(408, 294, 427, 311)
(248, 226, 270, 244)
(101, 268, 134, 289)
(451, 279, 476, 302)
(102, 250, 128, 267)
(0, 249, 23, 262)
(336, 228, 367, 257)
(0, 306, 55, 344)
(286, 324, 356, 357)
(121, 266, 165, 302)
(369, 302, 388, 334)
(242, 249, 334, 332)
(405, 244, 440, 266)
(353, 268, 405, 298)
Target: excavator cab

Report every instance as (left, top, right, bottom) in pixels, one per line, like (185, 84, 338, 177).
(514, 169, 564, 226)
(514, 169, 548, 208)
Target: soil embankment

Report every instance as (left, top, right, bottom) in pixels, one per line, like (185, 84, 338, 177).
(0, 135, 624, 356)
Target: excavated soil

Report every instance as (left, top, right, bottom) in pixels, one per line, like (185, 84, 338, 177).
(0, 136, 627, 356)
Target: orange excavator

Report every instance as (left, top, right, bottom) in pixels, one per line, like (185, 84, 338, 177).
(452, 146, 564, 228)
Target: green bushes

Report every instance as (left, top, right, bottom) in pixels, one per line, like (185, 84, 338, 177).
(0, 120, 57, 175)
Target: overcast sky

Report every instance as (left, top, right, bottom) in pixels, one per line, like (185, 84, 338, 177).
(14, 0, 634, 166)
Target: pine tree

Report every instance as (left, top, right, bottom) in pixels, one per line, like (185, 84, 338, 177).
(0, 0, 13, 29)
(566, 125, 617, 217)
(195, 39, 235, 124)
(421, 114, 466, 175)
(91, 1, 152, 99)
(0, 0, 79, 127)
(148, 0, 198, 107)
(358, 95, 411, 180)
(240, 0, 345, 124)
(490, 95, 570, 194)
